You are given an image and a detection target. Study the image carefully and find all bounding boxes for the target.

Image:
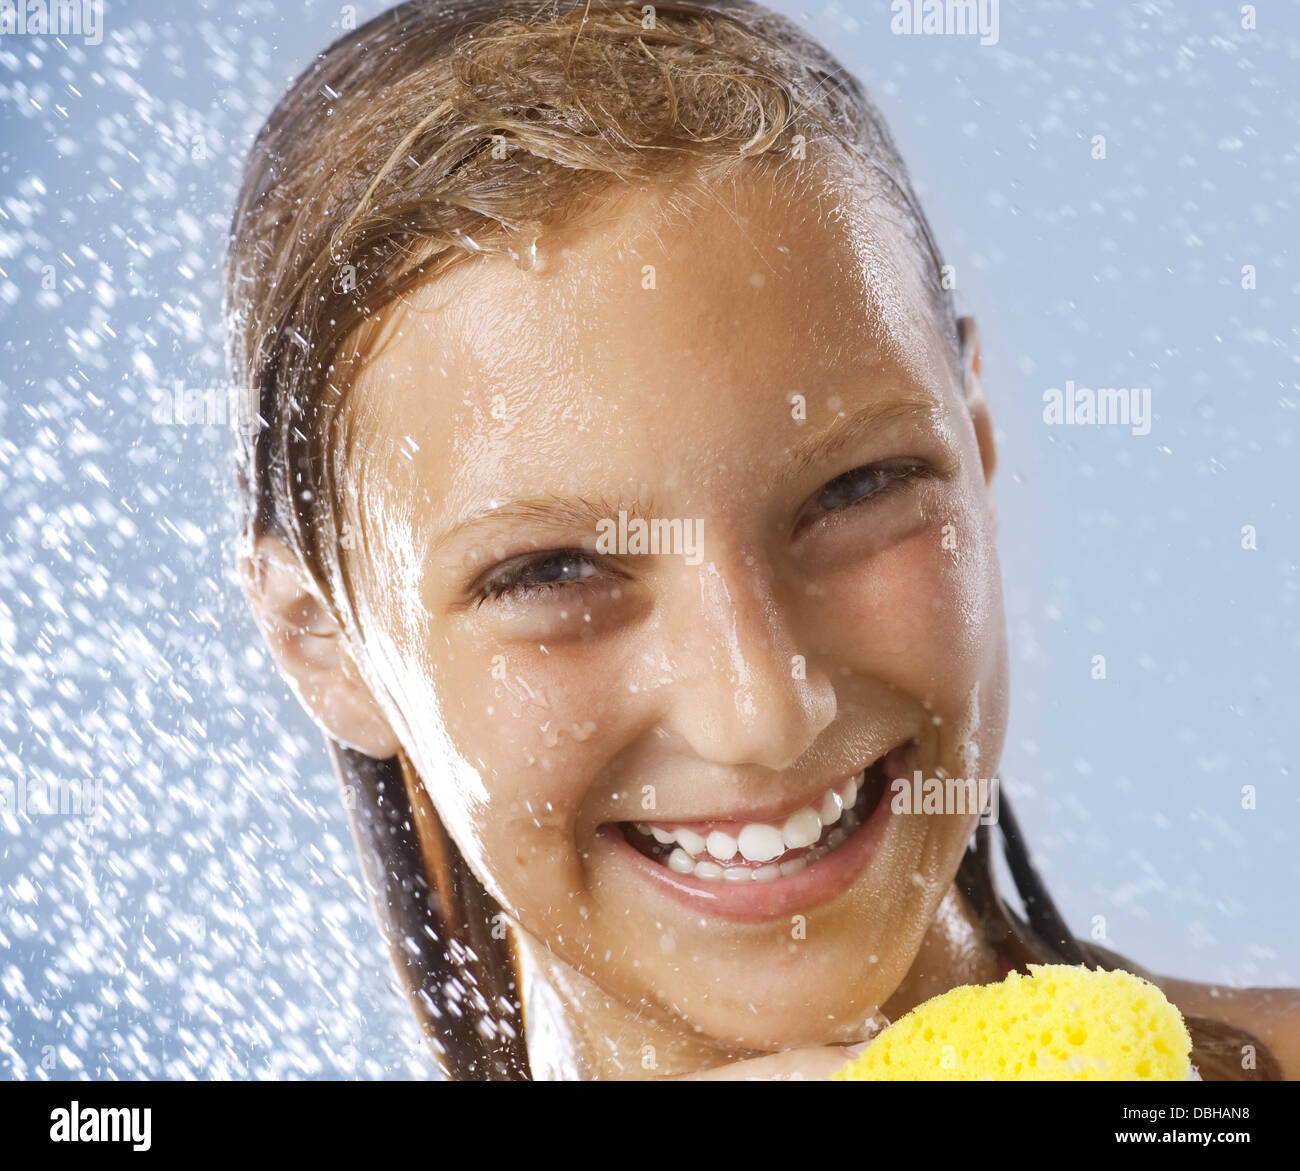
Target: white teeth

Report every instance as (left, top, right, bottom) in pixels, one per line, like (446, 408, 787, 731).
(818, 790, 844, 826)
(667, 848, 696, 874)
(675, 827, 706, 856)
(738, 823, 786, 862)
(782, 807, 823, 850)
(706, 830, 738, 862)
(638, 760, 886, 881)
(687, 858, 803, 882)
(675, 831, 849, 883)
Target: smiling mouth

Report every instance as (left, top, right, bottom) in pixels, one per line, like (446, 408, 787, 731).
(615, 740, 913, 883)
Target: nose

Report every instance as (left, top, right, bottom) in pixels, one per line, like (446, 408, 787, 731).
(660, 554, 837, 773)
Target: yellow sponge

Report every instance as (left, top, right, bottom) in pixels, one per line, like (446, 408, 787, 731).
(833, 964, 1191, 1081)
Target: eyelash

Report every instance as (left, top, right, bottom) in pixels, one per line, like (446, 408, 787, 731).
(471, 462, 931, 606)
(474, 552, 607, 608)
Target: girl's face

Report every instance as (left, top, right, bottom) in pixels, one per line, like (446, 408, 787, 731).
(337, 163, 1008, 1051)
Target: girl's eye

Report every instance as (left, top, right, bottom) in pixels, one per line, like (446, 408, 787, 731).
(475, 550, 603, 606)
(803, 461, 929, 527)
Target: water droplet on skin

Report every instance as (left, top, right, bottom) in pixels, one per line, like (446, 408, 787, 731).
(505, 673, 549, 709)
(508, 236, 538, 271)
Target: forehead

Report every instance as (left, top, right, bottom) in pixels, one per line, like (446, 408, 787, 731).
(341, 161, 952, 535)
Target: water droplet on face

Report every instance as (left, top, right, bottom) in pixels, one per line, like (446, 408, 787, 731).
(508, 236, 538, 271)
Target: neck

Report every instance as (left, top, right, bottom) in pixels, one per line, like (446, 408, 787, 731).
(510, 881, 1002, 1080)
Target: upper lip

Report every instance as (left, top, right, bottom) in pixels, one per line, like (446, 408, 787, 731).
(610, 738, 908, 828)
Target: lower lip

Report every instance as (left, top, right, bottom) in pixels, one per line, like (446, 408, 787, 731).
(594, 766, 899, 924)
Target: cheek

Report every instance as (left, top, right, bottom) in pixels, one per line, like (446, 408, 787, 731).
(818, 505, 1001, 710)
(435, 637, 616, 850)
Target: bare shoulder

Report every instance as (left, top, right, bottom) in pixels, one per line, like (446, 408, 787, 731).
(1153, 973, 1300, 1080)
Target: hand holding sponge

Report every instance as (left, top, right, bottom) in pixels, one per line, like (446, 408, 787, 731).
(834, 963, 1192, 1081)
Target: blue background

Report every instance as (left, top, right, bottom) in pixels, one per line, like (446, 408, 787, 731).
(1, 0, 1296, 1078)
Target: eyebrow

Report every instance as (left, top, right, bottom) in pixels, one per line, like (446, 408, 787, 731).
(432, 393, 939, 554)
(778, 394, 941, 487)
(430, 492, 667, 557)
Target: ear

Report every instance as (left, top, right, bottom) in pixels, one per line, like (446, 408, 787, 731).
(240, 532, 400, 759)
(956, 315, 997, 488)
